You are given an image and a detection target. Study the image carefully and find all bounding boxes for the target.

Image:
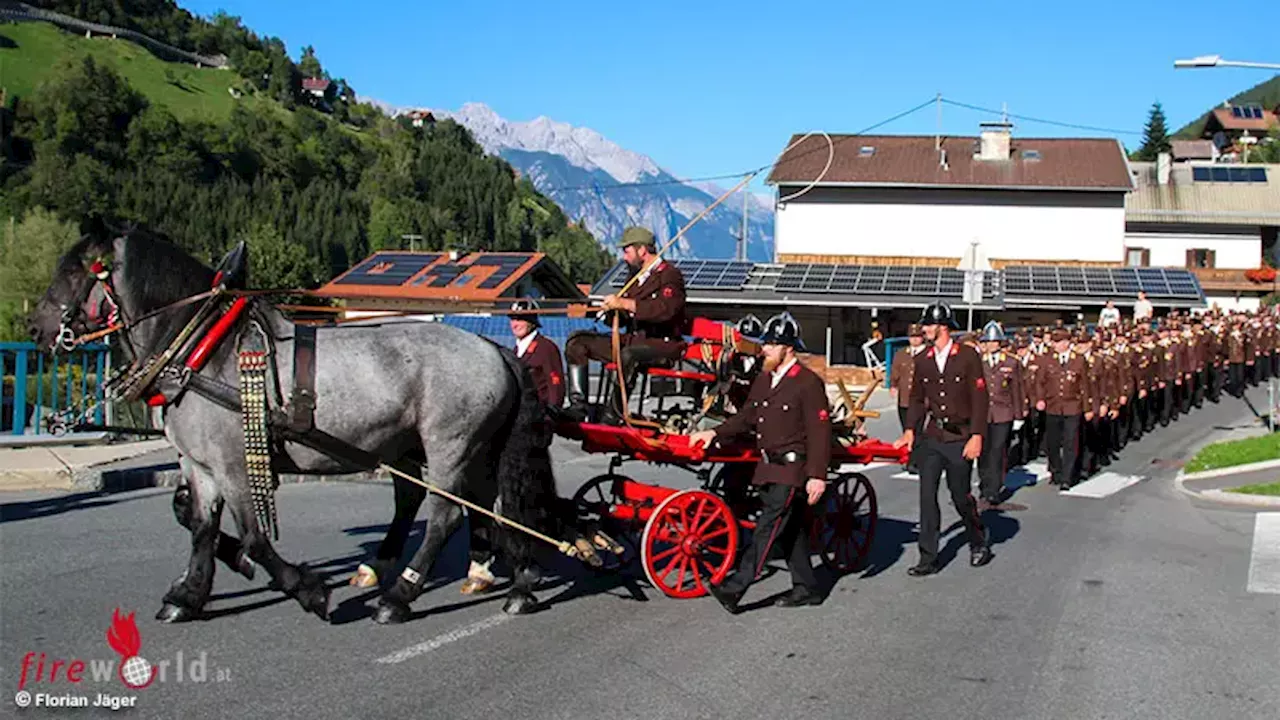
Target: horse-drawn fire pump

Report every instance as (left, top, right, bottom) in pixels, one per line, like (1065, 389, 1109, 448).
(552, 315, 908, 599)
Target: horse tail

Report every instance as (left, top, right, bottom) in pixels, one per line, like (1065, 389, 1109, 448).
(492, 346, 560, 566)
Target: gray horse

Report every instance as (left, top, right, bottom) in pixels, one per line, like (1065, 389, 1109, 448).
(28, 221, 562, 624)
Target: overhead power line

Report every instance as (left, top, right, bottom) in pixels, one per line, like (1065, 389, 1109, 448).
(940, 98, 1143, 137)
(535, 95, 1142, 195)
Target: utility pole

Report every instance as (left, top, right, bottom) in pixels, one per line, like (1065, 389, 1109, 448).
(739, 179, 749, 261)
(401, 233, 423, 252)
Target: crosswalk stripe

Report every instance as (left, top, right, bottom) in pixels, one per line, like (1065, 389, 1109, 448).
(1061, 471, 1144, 498)
(1247, 512, 1280, 595)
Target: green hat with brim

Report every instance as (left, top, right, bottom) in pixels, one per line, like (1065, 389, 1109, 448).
(617, 226, 656, 249)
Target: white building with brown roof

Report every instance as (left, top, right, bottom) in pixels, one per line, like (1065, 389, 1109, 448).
(1124, 157, 1278, 312)
(768, 122, 1135, 266)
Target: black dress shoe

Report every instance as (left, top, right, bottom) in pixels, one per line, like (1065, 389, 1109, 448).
(907, 563, 939, 577)
(774, 586, 823, 608)
(970, 545, 993, 567)
(708, 584, 743, 614)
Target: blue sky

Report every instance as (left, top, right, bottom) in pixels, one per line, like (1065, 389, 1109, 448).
(185, 0, 1277, 193)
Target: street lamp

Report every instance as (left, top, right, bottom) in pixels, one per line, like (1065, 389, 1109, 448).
(1174, 55, 1280, 70)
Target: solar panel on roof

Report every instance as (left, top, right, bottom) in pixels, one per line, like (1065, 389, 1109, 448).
(775, 264, 808, 291)
(335, 253, 443, 286)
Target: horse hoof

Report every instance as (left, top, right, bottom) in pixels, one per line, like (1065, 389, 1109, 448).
(373, 600, 411, 625)
(350, 564, 379, 588)
(155, 603, 197, 624)
(502, 592, 540, 616)
(460, 577, 494, 595)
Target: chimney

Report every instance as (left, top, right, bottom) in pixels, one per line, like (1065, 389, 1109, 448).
(1157, 152, 1171, 185)
(977, 121, 1013, 161)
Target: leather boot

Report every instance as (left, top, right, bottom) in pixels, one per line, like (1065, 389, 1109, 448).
(559, 364, 591, 422)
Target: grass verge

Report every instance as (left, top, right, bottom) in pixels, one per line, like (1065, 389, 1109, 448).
(1226, 482, 1280, 497)
(1183, 431, 1280, 474)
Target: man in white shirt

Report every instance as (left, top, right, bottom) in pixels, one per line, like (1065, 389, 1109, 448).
(1133, 292, 1153, 324)
(1099, 300, 1120, 328)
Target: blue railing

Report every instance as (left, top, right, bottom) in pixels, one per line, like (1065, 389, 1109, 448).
(0, 342, 110, 436)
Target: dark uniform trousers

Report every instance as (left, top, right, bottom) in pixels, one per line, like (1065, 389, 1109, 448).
(565, 332, 680, 405)
(1045, 414, 1081, 486)
(1229, 363, 1245, 398)
(1159, 383, 1176, 425)
(977, 421, 1012, 502)
(717, 482, 818, 595)
(1080, 417, 1104, 477)
(916, 436, 987, 566)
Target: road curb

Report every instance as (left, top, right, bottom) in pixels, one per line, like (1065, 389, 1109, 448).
(1175, 470, 1280, 509)
(1178, 458, 1280, 482)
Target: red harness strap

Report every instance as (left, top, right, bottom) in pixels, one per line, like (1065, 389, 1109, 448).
(144, 297, 249, 407)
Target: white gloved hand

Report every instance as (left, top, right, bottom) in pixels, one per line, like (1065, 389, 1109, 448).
(1012, 419, 1025, 431)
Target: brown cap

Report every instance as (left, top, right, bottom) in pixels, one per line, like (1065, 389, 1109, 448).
(1051, 328, 1072, 342)
(908, 323, 923, 337)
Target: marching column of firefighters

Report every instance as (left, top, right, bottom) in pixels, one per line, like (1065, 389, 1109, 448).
(892, 303, 1279, 496)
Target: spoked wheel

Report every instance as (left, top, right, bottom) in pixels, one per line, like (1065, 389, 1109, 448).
(809, 472, 878, 574)
(571, 473, 642, 572)
(641, 490, 739, 598)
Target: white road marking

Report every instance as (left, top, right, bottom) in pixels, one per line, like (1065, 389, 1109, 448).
(374, 613, 511, 664)
(1061, 472, 1144, 498)
(1247, 513, 1280, 595)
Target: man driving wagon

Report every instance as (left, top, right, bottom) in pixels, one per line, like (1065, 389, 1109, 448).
(561, 226, 688, 424)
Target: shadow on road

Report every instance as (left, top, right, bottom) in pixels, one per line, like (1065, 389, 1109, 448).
(0, 489, 165, 523)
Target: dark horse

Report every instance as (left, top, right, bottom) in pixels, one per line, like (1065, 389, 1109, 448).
(28, 221, 563, 624)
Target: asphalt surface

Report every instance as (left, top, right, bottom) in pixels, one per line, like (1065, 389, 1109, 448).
(2, 387, 1278, 720)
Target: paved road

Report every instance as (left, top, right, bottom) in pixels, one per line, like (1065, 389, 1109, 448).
(2, 387, 1278, 720)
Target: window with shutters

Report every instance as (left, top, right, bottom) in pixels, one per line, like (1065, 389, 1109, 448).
(1125, 247, 1149, 267)
(1186, 249, 1215, 269)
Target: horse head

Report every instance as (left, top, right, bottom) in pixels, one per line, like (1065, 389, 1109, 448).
(28, 217, 216, 356)
(28, 217, 122, 354)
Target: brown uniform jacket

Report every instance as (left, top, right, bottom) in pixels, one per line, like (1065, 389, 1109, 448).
(517, 333, 565, 409)
(1228, 329, 1246, 364)
(890, 346, 919, 409)
(713, 360, 832, 488)
(1244, 326, 1256, 363)
(905, 341, 989, 443)
(1038, 350, 1089, 416)
(1019, 351, 1043, 414)
(621, 260, 687, 354)
(1114, 345, 1135, 399)
(1080, 352, 1109, 415)
(982, 351, 1025, 424)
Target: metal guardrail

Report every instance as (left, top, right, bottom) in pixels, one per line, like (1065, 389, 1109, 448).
(1, 341, 109, 436)
(0, 1, 228, 68)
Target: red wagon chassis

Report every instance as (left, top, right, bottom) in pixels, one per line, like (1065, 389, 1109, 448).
(558, 421, 908, 599)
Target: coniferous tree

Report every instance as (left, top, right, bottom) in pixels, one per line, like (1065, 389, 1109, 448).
(1135, 102, 1172, 161)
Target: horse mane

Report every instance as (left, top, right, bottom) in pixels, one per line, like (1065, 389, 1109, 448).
(113, 224, 216, 310)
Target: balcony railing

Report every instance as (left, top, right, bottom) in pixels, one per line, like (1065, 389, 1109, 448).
(1189, 267, 1276, 292)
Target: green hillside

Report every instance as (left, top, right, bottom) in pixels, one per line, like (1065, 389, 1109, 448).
(1174, 74, 1280, 139)
(0, 21, 241, 123)
(0, 8, 611, 342)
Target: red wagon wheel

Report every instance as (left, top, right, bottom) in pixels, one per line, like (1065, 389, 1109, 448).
(809, 472, 878, 574)
(641, 489, 739, 598)
(571, 473, 639, 572)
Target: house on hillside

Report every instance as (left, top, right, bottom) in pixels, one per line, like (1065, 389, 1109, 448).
(405, 109, 435, 128)
(302, 77, 331, 98)
(1125, 157, 1278, 312)
(1198, 102, 1279, 160)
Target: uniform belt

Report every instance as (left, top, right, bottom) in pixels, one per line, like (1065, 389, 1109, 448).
(761, 450, 804, 465)
(931, 417, 968, 434)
